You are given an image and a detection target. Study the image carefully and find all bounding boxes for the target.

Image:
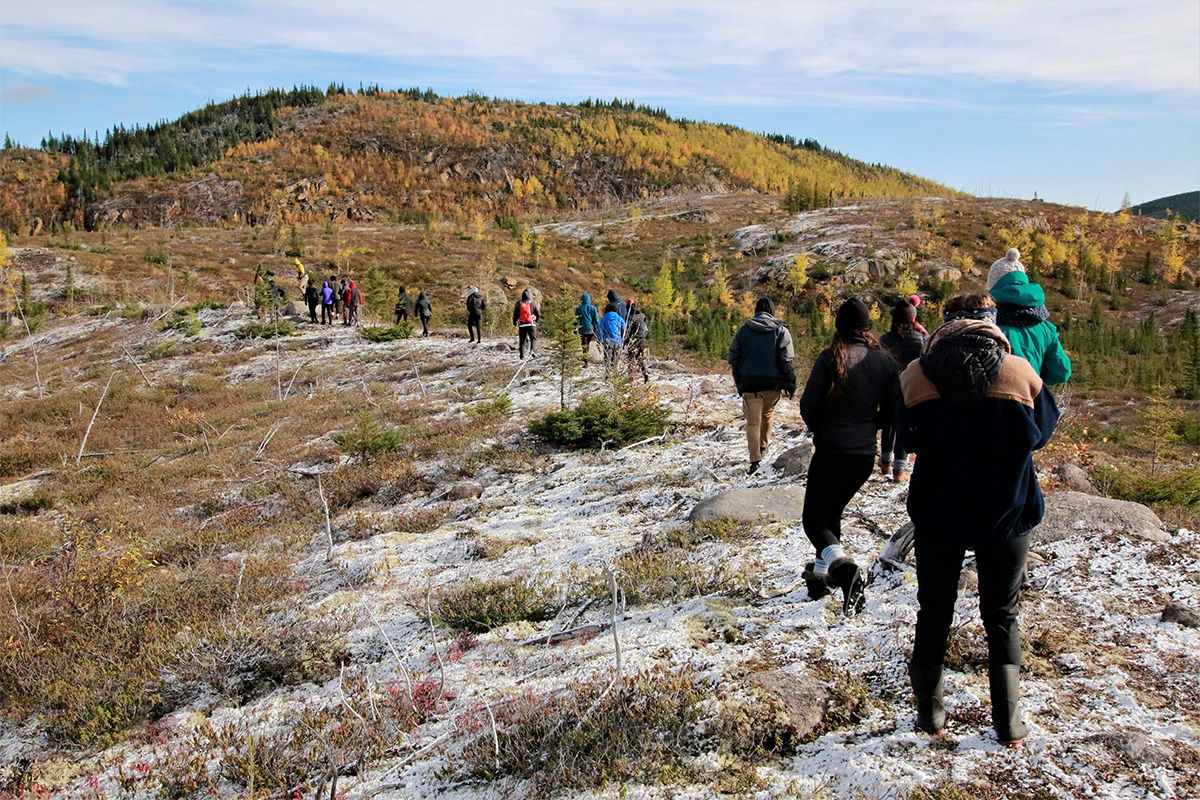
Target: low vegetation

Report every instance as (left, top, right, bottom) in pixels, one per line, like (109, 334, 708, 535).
(434, 575, 563, 633)
(530, 394, 670, 449)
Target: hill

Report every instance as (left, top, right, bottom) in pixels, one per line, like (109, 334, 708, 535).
(0, 87, 953, 233)
(1131, 191, 1200, 222)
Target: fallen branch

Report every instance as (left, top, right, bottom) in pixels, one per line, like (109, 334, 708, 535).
(409, 355, 427, 398)
(366, 605, 414, 704)
(76, 371, 116, 465)
(617, 435, 664, 453)
(501, 359, 530, 394)
(121, 345, 153, 387)
(254, 421, 284, 460)
(15, 300, 44, 398)
(149, 296, 186, 324)
(517, 621, 609, 647)
(317, 475, 334, 561)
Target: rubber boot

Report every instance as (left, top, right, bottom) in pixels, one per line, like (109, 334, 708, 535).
(988, 664, 1028, 746)
(908, 662, 946, 734)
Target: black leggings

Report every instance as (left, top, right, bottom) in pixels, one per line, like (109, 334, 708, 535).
(801, 450, 875, 552)
(420, 316, 430, 335)
(468, 313, 482, 341)
(519, 326, 536, 358)
(912, 531, 1028, 668)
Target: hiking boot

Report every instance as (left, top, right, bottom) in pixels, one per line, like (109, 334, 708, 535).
(879, 453, 891, 476)
(829, 558, 866, 616)
(893, 467, 910, 482)
(908, 662, 946, 734)
(989, 664, 1028, 747)
(747, 461, 761, 475)
(800, 561, 831, 600)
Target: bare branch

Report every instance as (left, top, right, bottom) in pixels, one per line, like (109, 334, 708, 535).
(76, 371, 116, 465)
(121, 345, 153, 387)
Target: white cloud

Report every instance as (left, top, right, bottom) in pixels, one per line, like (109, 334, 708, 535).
(0, 0, 1196, 102)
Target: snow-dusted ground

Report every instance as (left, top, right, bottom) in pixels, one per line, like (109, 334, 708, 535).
(8, 321, 1200, 799)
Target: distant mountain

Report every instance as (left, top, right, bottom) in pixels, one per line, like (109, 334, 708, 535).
(0, 86, 954, 232)
(1130, 191, 1199, 222)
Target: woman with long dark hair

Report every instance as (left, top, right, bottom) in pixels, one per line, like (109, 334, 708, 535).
(880, 300, 927, 481)
(798, 298, 899, 615)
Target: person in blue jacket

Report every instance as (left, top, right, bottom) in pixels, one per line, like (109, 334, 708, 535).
(575, 293, 600, 366)
(598, 302, 626, 371)
(899, 292, 1059, 748)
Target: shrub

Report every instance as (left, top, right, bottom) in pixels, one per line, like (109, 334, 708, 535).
(233, 319, 295, 339)
(434, 575, 561, 632)
(466, 393, 512, 421)
(529, 394, 669, 449)
(583, 546, 753, 607)
(458, 668, 706, 790)
(359, 323, 413, 342)
(1092, 464, 1199, 510)
(158, 309, 201, 337)
(331, 413, 403, 463)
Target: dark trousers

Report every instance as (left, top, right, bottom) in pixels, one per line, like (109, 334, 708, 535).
(321, 304, 335, 325)
(420, 315, 430, 336)
(519, 326, 536, 358)
(880, 425, 908, 463)
(912, 531, 1028, 668)
(801, 450, 875, 552)
(468, 313, 483, 342)
(580, 332, 595, 358)
(308, 302, 318, 323)
(395, 308, 408, 324)
(626, 341, 648, 381)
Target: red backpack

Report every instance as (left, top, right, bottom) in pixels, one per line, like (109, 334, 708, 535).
(518, 301, 534, 325)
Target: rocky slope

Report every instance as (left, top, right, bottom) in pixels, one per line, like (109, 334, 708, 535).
(0, 304, 1197, 799)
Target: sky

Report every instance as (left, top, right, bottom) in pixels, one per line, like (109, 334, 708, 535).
(1, 0, 1197, 211)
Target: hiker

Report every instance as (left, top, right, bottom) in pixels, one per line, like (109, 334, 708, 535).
(624, 300, 650, 383)
(328, 275, 343, 319)
(395, 287, 410, 324)
(295, 258, 307, 290)
(907, 293, 929, 336)
(320, 281, 335, 325)
(415, 290, 433, 336)
(987, 250, 1071, 385)
(345, 280, 362, 326)
(728, 297, 796, 474)
(606, 288, 629, 320)
(598, 301, 626, 371)
(879, 300, 927, 481)
(466, 286, 487, 343)
(304, 277, 320, 324)
(338, 278, 349, 324)
(899, 292, 1059, 747)
(798, 298, 899, 615)
(512, 289, 540, 358)
(575, 293, 600, 365)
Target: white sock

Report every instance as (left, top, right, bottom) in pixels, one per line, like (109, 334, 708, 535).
(814, 544, 846, 575)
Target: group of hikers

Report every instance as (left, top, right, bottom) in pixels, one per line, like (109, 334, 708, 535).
(730, 247, 1070, 748)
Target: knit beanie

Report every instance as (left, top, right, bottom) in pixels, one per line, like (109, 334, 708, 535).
(754, 297, 775, 315)
(835, 298, 872, 334)
(986, 248, 1025, 291)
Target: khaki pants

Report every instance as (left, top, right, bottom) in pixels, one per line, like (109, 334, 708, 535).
(742, 390, 782, 463)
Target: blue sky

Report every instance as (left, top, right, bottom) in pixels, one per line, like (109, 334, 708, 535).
(1, 0, 1197, 210)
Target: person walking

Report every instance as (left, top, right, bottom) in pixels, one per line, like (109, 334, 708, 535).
(574, 292, 600, 365)
(513, 289, 540, 359)
(329, 275, 341, 320)
(879, 300, 927, 481)
(395, 287, 410, 325)
(728, 297, 796, 474)
(988, 261, 1072, 385)
(338, 278, 349, 325)
(598, 301, 626, 371)
(798, 298, 899, 615)
(345, 279, 362, 326)
(466, 286, 487, 343)
(606, 288, 629, 320)
(899, 292, 1059, 747)
(320, 280, 336, 325)
(415, 290, 433, 336)
(295, 258, 307, 291)
(624, 300, 650, 383)
(304, 277, 320, 324)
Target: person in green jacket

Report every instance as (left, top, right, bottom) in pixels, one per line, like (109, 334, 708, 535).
(989, 269, 1072, 385)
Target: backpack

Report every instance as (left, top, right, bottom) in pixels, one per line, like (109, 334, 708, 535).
(739, 326, 784, 381)
(518, 301, 534, 325)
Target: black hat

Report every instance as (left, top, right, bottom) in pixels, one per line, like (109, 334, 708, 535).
(835, 298, 871, 333)
(755, 297, 775, 315)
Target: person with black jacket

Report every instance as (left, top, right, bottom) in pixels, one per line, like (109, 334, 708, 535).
(605, 288, 629, 320)
(728, 297, 797, 475)
(395, 287, 410, 325)
(304, 279, 320, 324)
(415, 290, 433, 336)
(624, 300, 650, 383)
(465, 286, 487, 343)
(798, 297, 899, 615)
(899, 293, 1059, 747)
(879, 300, 927, 481)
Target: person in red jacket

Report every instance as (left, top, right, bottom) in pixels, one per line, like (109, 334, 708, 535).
(344, 280, 362, 326)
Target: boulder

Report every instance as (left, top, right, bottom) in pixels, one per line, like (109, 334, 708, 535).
(1161, 602, 1200, 629)
(1036, 491, 1168, 544)
(0, 476, 45, 512)
(282, 301, 301, 317)
(690, 486, 806, 523)
(744, 669, 829, 742)
(771, 442, 814, 477)
(447, 482, 485, 501)
(1054, 463, 1097, 494)
(1086, 731, 1171, 766)
(933, 266, 962, 283)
